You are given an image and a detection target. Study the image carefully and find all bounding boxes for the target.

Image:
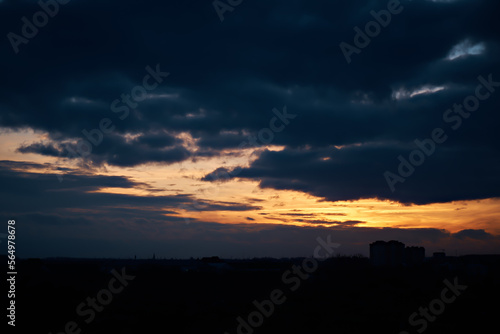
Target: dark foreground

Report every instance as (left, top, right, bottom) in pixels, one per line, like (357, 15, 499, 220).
(4, 254, 500, 333)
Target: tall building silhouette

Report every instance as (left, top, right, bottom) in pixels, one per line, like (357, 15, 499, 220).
(370, 241, 425, 266)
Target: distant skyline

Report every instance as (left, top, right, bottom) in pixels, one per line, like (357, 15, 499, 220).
(1, 0, 499, 258)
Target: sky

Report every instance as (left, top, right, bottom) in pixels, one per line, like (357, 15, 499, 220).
(1, 0, 499, 258)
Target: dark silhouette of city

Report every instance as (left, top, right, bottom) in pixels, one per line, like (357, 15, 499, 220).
(7, 241, 499, 334)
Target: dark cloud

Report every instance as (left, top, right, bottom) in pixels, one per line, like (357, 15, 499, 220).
(16, 133, 190, 167)
(0, 161, 260, 216)
(299, 220, 367, 226)
(134, 132, 179, 149)
(201, 167, 242, 182)
(453, 229, 495, 240)
(205, 145, 500, 204)
(3, 0, 496, 203)
(0, 163, 496, 259)
(17, 142, 61, 156)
